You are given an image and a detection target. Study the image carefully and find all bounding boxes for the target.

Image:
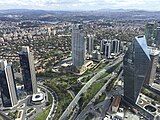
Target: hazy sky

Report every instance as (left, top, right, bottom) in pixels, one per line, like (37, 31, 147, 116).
(0, 0, 160, 11)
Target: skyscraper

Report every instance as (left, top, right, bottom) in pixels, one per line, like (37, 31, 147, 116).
(112, 39, 120, 54)
(145, 48, 159, 85)
(0, 60, 18, 107)
(101, 39, 111, 55)
(155, 27, 160, 46)
(72, 24, 86, 68)
(19, 46, 37, 94)
(145, 22, 156, 45)
(87, 34, 94, 54)
(123, 36, 151, 104)
(105, 43, 111, 58)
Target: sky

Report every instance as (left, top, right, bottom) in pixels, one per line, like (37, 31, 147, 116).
(0, 0, 160, 11)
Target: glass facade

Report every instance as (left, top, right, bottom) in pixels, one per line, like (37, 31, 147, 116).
(123, 36, 150, 104)
(0, 70, 12, 107)
(19, 52, 33, 94)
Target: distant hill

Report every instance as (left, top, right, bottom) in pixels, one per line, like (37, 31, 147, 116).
(0, 9, 160, 22)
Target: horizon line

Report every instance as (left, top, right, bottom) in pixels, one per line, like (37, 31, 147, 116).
(0, 8, 159, 12)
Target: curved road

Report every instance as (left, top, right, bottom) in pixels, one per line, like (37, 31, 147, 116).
(59, 57, 123, 120)
(38, 83, 58, 120)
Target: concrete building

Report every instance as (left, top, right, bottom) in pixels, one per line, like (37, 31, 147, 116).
(123, 36, 151, 104)
(19, 46, 37, 94)
(105, 43, 111, 58)
(72, 24, 86, 68)
(145, 48, 159, 85)
(155, 27, 160, 47)
(111, 96, 121, 113)
(92, 50, 101, 61)
(31, 93, 45, 105)
(112, 39, 120, 54)
(0, 60, 18, 107)
(145, 22, 156, 45)
(101, 39, 111, 55)
(87, 34, 94, 54)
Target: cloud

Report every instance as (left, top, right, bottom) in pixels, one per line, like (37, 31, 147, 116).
(0, 0, 160, 11)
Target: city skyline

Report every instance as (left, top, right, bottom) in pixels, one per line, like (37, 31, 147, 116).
(0, 1, 160, 119)
(0, 0, 160, 11)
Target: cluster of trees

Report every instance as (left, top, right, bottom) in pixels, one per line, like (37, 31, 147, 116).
(78, 75, 109, 111)
(141, 88, 160, 103)
(43, 73, 81, 119)
(94, 92, 106, 105)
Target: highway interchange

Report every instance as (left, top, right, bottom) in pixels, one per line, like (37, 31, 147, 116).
(60, 55, 123, 120)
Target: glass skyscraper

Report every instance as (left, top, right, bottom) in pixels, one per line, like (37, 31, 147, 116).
(123, 36, 151, 104)
(0, 60, 18, 107)
(19, 46, 37, 94)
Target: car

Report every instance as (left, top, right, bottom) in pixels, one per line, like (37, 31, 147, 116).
(140, 116, 144, 119)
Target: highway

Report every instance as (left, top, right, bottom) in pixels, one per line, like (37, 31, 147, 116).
(38, 84, 58, 120)
(76, 70, 123, 120)
(59, 57, 123, 120)
(76, 74, 117, 120)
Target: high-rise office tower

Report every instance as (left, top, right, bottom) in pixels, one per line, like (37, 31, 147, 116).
(145, 22, 156, 45)
(87, 34, 94, 54)
(105, 43, 111, 58)
(123, 36, 151, 104)
(155, 27, 160, 46)
(72, 24, 86, 68)
(19, 46, 37, 94)
(145, 48, 159, 85)
(112, 39, 120, 54)
(0, 60, 18, 107)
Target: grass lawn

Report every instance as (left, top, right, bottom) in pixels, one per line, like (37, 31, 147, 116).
(94, 92, 106, 105)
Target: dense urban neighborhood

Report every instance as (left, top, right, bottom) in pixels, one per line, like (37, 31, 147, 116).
(0, 8, 160, 120)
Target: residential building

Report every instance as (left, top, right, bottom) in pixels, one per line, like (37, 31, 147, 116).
(105, 43, 111, 58)
(87, 34, 94, 54)
(145, 22, 156, 45)
(101, 39, 110, 55)
(72, 24, 86, 68)
(145, 48, 159, 85)
(112, 39, 120, 54)
(155, 27, 160, 47)
(92, 50, 101, 61)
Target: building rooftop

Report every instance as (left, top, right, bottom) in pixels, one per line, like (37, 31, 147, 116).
(32, 93, 44, 102)
(22, 46, 30, 53)
(148, 47, 160, 56)
(112, 96, 121, 107)
(136, 35, 151, 60)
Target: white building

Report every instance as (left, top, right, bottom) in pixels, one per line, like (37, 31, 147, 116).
(72, 24, 86, 68)
(87, 34, 94, 54)
(105, 43, 111, 58)
(112, 39, 120, 54)
(101, 39, 108, 54)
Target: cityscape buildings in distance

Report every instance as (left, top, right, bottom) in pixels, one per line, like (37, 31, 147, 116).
(0, 10, 160, 120)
